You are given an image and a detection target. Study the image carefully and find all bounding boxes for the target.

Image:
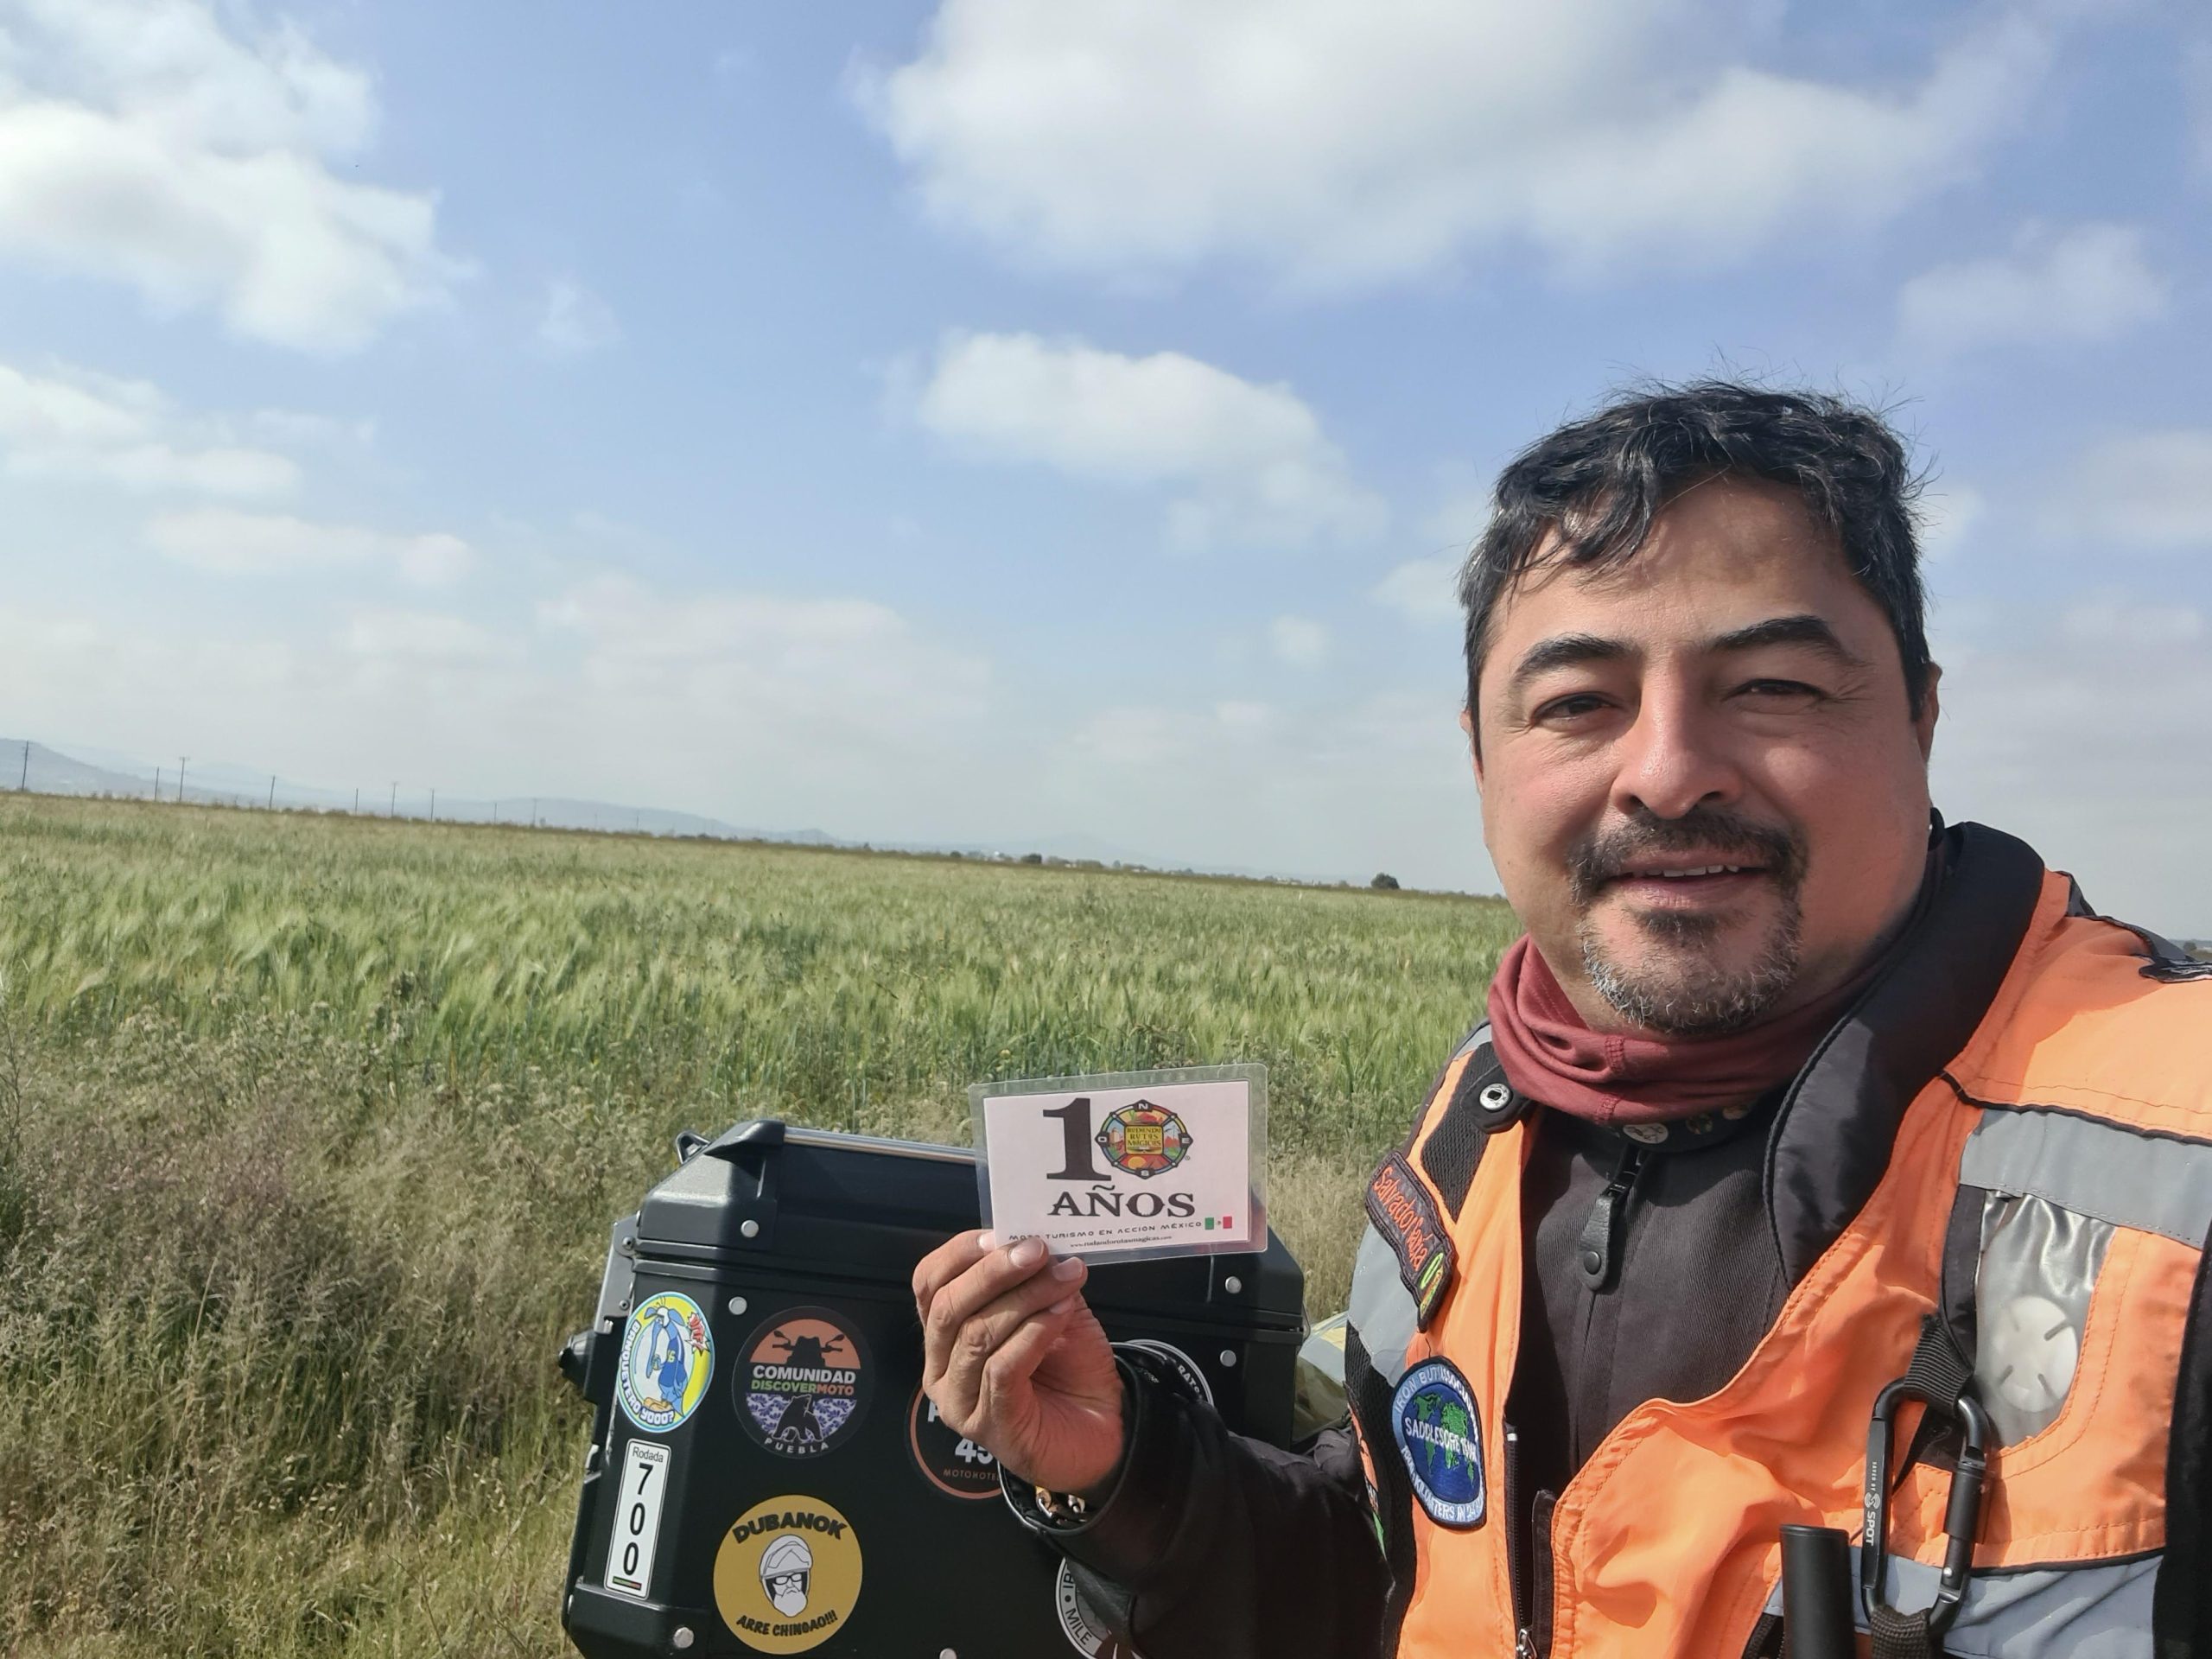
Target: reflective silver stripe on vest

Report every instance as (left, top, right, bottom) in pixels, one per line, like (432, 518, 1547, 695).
(1344, 1029, 1488, 1389)
(1761, 1549, 2158, 1656)
(1974, 1192, 2113, 1446)
(1347, 1223, 1416, 1389)
(1960, 1106, 2212, 1247)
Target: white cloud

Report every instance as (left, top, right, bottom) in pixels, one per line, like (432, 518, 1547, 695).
(1916, 483, 1986, 563)
(537, 574, 991, 737)
(1373, 552, 1465, 625)
(145, 507, 474, 585)
(913, 331, 1384, 549)
(341, 607, 512, 664)
(1897, 223, 2167, 359)
(536, 277, 621, 356)
(1052, 685, 1489, 887)
(0, 0, 463, 351)
(866, 0, 2070, 289)
(2059, 430, 2212, 551)
(1268, 615, 1330, 668)
(0, 357, 297, 496)
(1933, 610, 2212, 933)
(0, 564, 1003, 842)
(2060, 594, 2204, 647)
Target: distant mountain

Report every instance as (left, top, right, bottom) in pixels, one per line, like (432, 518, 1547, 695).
(0, 739, 216, 802)
(4, 736, 1418, 891)
(2, 738, 848, 845)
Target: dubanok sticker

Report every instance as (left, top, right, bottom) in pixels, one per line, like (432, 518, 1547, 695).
(714, 1495, 863, 1654)
(616, 1291, 714, 1434)
(736, 1307, 869, 1459)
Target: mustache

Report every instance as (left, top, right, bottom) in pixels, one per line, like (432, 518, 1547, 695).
(1567, 810, 1804, 905)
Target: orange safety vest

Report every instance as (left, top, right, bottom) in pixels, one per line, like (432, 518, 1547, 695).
(1344, 858, 2210, 1658)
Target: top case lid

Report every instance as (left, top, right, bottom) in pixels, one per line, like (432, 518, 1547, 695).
(631, 1118, 1303, 1328)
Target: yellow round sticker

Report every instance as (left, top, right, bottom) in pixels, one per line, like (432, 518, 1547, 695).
(713, 1494, 863, 1654)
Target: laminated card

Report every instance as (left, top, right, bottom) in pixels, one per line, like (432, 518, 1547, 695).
(970, 1065, 1267, 1263)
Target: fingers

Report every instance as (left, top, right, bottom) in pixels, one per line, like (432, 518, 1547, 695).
(912, 1229, 993, 1325)
(972, 1298, 1082, 1439)
(923, 1243, 1090, 1430)
(918, 1236, 1059, 1378)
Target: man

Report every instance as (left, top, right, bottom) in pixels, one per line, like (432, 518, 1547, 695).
(913, 384, 2211, 1658)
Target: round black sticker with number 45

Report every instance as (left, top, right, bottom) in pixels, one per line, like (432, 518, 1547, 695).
(906, 1384, 1000, 1499)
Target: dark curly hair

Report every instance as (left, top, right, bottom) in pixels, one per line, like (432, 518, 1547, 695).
(1459, 381, 1930, 738)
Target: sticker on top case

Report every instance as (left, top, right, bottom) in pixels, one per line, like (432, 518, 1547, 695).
(736, 1307, 870, 1459)
(906, 1385, 1000, 1499)
(713, 1493, 864, 1654)
(617, 1291, 715, 1433)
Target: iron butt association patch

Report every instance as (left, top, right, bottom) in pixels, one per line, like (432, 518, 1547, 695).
(1366, 1152, 1455, 1328)
(1390, 1357, 1486, 1529)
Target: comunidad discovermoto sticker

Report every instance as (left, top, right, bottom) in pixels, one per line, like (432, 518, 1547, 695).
(736, 1307, 870, 1459)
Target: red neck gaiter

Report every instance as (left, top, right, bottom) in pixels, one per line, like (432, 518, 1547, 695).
(1484, 935, 1873, 1127)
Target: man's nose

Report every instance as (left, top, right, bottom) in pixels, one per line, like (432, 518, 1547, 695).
(1610, 691, 1740, 820)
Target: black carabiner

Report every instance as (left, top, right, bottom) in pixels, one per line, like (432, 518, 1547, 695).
(1860, 1375, 1993, 1636)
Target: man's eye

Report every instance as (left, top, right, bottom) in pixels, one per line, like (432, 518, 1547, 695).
(1738, 679, 1821, 700)
(1535, 694, 1610, 721)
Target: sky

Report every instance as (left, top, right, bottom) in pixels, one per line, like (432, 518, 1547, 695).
(2, 0, 2209, 930)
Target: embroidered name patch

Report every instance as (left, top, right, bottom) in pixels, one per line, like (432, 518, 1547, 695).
(1390, 1358, 1486, 1529)
(1366, 1152, 1455, 1327)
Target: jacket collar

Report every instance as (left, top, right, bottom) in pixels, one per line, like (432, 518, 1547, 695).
(1762, 821, 2046, 1281)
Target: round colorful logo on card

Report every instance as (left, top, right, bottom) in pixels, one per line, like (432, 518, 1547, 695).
(617, 1291, 714, 1433)
(714, 1494, 863, 1654)
(1096, 1101, 1192, 1179)
(736, 1308, 869, 1459)
(1390, 1357, 1485, 1529)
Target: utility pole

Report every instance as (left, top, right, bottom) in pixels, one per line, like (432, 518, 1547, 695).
(353, 787, 359, 815)
(428, 787, 435, 822)
(268, 774, 276, 810)
(531, 797, 538, 828)
(390, 782, 397, 817)
(18, 740, 28, 791)
(178, 757, 188, 804)
(154, 767, 162, 799)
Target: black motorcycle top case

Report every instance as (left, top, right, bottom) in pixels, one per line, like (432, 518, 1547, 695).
(560, 1120, 1305, 1659)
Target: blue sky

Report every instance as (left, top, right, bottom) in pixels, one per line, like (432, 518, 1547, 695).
(3, 0, 2209, 928)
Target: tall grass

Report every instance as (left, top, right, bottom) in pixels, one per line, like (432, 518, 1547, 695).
(0, 795, 1517, 1656)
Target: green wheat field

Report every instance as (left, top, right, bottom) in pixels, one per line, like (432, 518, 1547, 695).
(0, 792, 1516, 1656)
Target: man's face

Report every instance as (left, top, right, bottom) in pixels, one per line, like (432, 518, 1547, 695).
(766, 1571, 809, 1617)
(1470, 476, 1938, 1037)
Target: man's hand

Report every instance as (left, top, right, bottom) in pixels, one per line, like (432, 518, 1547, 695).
(913, 1230, 1124, 1497)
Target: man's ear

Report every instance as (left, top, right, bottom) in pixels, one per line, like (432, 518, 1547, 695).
(1460, 705, 1484, 788)
(1914, 663, 1942, 762)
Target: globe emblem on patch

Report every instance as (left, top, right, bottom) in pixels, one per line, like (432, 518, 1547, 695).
(1096, 1101, 1192, 1179)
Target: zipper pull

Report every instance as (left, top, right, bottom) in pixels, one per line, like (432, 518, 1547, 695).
(1576, 1143, 1645, 1289)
